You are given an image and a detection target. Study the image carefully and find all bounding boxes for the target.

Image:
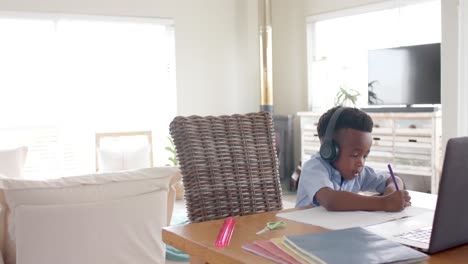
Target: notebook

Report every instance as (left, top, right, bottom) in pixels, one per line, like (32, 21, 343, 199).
(254, 240, 303, 264)
(284, 227, 428, 264)
(270, 237, 312, 264)
(242, 243, 289, 264)
(366, 137, 468, 254)
(243, 239, 314, 264)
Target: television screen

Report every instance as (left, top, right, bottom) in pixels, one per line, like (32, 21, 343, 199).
(367, 43, 441, 106)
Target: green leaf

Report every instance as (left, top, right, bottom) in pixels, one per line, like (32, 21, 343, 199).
(168, 136, 175, 146)
(165, 147, 176, 154)
(335, 86, 361, 106)
(164, 135, 179, 166)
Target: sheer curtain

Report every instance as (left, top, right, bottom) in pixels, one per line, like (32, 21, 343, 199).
(0, 13, 176, 179)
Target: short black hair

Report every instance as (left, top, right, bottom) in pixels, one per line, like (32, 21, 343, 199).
(317, 106, 373, 139)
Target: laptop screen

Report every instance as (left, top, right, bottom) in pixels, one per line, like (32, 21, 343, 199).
(429, 137, 468, 254)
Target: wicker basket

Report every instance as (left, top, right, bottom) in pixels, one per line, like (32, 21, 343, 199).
(170, 112, 283, 223)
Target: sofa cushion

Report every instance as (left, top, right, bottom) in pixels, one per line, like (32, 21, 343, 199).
(0, 166, 177, 264)
(15, 190, 166, 264)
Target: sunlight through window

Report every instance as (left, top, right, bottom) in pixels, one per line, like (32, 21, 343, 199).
(0, 13, 176, 178)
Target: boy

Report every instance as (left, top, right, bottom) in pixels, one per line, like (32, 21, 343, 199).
(296, 106, 411, 212)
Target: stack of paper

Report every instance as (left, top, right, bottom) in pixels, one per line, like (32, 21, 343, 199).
(242, 240, 304, 264)
(242, 227, 428, 264)
(242, 238, 312, 264)
(276, 206, 432, 230)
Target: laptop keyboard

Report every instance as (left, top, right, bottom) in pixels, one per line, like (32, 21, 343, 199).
(395, 227, 432, 244)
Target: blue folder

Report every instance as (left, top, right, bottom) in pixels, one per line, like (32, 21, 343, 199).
(284, 227, 428, 264)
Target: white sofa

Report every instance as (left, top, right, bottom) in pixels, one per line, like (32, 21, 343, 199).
(0, 166, 181, 264)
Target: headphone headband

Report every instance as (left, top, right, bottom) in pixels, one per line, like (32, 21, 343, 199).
(323, 106, 345, 142)
(319, 107, 345, 162)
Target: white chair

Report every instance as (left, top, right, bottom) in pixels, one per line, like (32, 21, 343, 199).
(95, 131, 153, 172)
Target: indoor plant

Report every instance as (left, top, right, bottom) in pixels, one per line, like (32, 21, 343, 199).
(334, 86, 360, 107)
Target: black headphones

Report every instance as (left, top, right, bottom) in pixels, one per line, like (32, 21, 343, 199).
(319, 106, 345, 163)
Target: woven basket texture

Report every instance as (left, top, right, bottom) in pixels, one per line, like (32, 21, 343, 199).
(170, 112, 283, 223)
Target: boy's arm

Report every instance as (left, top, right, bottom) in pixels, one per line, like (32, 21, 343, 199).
(315, 187, 411, 212)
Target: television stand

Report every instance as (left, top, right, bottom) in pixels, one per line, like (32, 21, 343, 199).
(361, 106, 440, 113)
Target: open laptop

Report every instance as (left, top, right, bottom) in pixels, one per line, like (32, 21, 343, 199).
(366, 137, 468, 254)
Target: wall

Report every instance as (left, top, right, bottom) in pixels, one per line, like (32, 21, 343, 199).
(271, 0, 308, 115)
(269, 0, 308, 169)
(460, 1, 468, 137)
(0, 0, 175, 16)
(441, 0, 464, 148)
(174, 0, 260, 116)
(0, 0, 260, 116)
(305, 0, 388, 15)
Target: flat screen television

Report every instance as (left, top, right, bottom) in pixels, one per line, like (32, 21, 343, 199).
(367, 43, 441, 106)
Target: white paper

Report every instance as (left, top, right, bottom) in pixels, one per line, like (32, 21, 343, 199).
(277, 206, 433, 230)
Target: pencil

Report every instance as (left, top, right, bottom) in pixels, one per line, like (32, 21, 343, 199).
(387, 163, 400, 191)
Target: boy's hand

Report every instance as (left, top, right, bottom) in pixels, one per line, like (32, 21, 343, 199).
(382, 190, 412, 212)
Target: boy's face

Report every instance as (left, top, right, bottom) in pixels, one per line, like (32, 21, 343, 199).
(332, 128, 372, 181)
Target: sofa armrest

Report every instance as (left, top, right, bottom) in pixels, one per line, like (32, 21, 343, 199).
(167, 169, 182, 226)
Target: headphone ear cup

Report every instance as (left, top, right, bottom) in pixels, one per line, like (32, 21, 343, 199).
(320, 140, 340, 162)
(331, 140, 340, 162)
(320, 141, 335, 161)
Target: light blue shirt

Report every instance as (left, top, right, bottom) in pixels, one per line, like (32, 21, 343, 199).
(296, 155, 390, 207)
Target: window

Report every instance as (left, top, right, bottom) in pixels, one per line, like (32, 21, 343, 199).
(307, 0, 441, 113)
(0, 13, 176, 179)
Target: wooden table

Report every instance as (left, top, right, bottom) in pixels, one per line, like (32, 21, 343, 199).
(163, 192, 468, 264)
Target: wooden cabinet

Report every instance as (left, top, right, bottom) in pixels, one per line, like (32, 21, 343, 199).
(298, 111, 442, 193)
